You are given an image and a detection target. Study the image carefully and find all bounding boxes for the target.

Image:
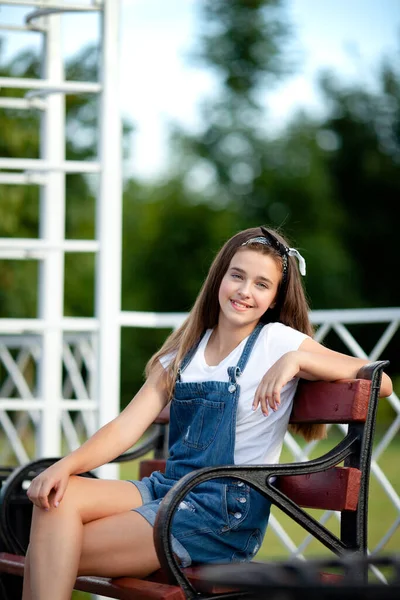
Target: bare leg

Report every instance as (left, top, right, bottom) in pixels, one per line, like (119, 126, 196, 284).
(21, 548, 32, 600)
(24, 476, 143, 600)
(78, 511, 160, 578)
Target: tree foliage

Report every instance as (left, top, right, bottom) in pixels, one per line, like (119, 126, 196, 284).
(317, 62, 400, 308)
(1, 0, 399, 405)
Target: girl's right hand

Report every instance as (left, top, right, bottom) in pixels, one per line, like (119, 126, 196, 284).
(26, 460, 72, 510)
(253, 351, 300, 416)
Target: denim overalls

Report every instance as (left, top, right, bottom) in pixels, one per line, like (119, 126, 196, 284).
(133, 323, 271, 567)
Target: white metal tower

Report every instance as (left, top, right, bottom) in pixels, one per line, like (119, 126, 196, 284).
(0, 0, 121, 478)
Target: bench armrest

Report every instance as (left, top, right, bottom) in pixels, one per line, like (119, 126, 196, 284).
(153, 431, 359, 595)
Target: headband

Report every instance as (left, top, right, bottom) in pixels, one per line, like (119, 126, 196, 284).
(241, 227, 306, 282)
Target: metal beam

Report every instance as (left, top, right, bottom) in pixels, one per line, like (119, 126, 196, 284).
(0, 318, 99, 334)
(0, 77, 101, 94)
(0, 173, 46, 185)
(0, 400, 97, 410)
(0, 97, 46, 110)
(0, 1, 102, 9)
(26, 6, 101, 26)
(0, 23, 46, 32)
(0, 158, 100, 172)
(36, 9, 65, 457)
(95, 0, 121, 480)
(310, 307, 400, 324)
(0, 239, 100, 252)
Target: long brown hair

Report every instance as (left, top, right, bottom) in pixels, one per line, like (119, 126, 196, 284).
(146, 226, 325, 441)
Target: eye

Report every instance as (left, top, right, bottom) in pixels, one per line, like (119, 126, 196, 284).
(231, 272, 243, 280)
(256, 282, 268, 289)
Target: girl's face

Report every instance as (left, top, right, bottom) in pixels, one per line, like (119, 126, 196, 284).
(218, 248, 281, 333)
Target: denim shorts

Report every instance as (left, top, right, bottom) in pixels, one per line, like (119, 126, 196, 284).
(129, 470, 270, 567)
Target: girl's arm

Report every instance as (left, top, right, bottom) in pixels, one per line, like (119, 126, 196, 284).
(253, 338, 393, 416)
(296, 337, 393, 396)
(62, 361, 169, 475)
(27, 362, 169, 509)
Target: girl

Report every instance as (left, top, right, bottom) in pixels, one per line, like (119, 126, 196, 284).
(24, 226, 392, 600)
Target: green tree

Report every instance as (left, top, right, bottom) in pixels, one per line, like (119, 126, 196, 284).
(317, 58, 400, 308)
(167, 0, 356, 309)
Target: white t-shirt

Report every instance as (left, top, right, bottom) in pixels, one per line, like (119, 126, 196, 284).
(161, 323, 308, 465)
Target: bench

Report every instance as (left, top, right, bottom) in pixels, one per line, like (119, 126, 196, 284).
(199, 554, 400, 599)
(0, 360, 388, 599)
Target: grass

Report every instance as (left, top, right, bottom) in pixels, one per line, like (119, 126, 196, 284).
(71, 428, 400, 599)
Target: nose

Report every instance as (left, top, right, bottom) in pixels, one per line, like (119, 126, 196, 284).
(238, 280, 251, 298)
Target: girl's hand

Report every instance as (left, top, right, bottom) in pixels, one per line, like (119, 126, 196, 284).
(26, 460, 72, 510)
(253, 351, 300, 416)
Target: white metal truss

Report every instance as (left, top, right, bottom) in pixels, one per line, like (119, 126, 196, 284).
(2, 308, 399, 570)
(0, 0, 398, 581)
(0, 0, 120, 481)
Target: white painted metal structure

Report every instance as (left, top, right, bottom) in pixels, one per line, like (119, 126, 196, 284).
(0, 0, 120, 479)
(0, 0, 399, 581)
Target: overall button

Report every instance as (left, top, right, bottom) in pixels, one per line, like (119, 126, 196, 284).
(238, 497, 247, 503)
(228, 384, 236, 393)
(234, 512, 242, 519)
(237, 482, 244, 487)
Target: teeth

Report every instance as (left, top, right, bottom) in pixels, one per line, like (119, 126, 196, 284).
(232, 300, 251, 309)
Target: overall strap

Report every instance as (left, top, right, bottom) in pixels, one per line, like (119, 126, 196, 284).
(176, 332, 205, 382)
(227, 323, 265, 385)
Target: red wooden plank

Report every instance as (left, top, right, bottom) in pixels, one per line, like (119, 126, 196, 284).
(290, 379, 371, 424)
(153, 380, 372, 426)
(0, 553, 184, 600)
(0, 552, 349, 595)
(74, 576, 138, 600)
(319, 572, 344, 583)
(277, 467, 361, 511)
(147, 566, 237, 594)
(103, 577, 184, 600)
(154, 405, 170, 424)
(0, 552, 24, 576)
(139, 460, 167, 480)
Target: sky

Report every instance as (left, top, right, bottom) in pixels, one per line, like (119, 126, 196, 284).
(0, 0, 399, 179)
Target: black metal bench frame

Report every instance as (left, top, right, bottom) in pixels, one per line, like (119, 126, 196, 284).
(0, 360, 389, 600)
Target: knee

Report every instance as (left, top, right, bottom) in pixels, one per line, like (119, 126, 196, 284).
(49, 474, 82, 509)
(32, 475, 81, 517)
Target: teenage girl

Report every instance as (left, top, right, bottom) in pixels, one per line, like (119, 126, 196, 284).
(23, 226, 392, 600)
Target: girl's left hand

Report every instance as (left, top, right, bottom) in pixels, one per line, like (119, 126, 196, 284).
(253, 351, 300, 416)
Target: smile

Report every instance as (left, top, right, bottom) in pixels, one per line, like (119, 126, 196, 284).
(230, 299, 253, 310)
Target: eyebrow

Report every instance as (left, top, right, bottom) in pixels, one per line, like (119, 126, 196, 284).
(229, 266, 275, 286)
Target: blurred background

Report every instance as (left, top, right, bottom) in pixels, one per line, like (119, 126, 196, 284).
(0, 0, 399, 572)
(1, 0, 399, 402)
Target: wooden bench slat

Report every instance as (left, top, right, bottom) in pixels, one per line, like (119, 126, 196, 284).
(153, 380, 373, 427)
(146, 566, 240, 595)
(140, 463, 362, 512)
(0, 552, 24, 577)
(139, 460, 169, 481)
(290, 379, 371, 423)
(154, 405, 170, 424)
(89, 576, 184, 600)
(0, 553, 288, 598)
(0, 553, 184, 600)
(278, 467, 362, 511)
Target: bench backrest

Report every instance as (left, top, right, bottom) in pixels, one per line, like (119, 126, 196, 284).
(144, 363, 386, 559)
